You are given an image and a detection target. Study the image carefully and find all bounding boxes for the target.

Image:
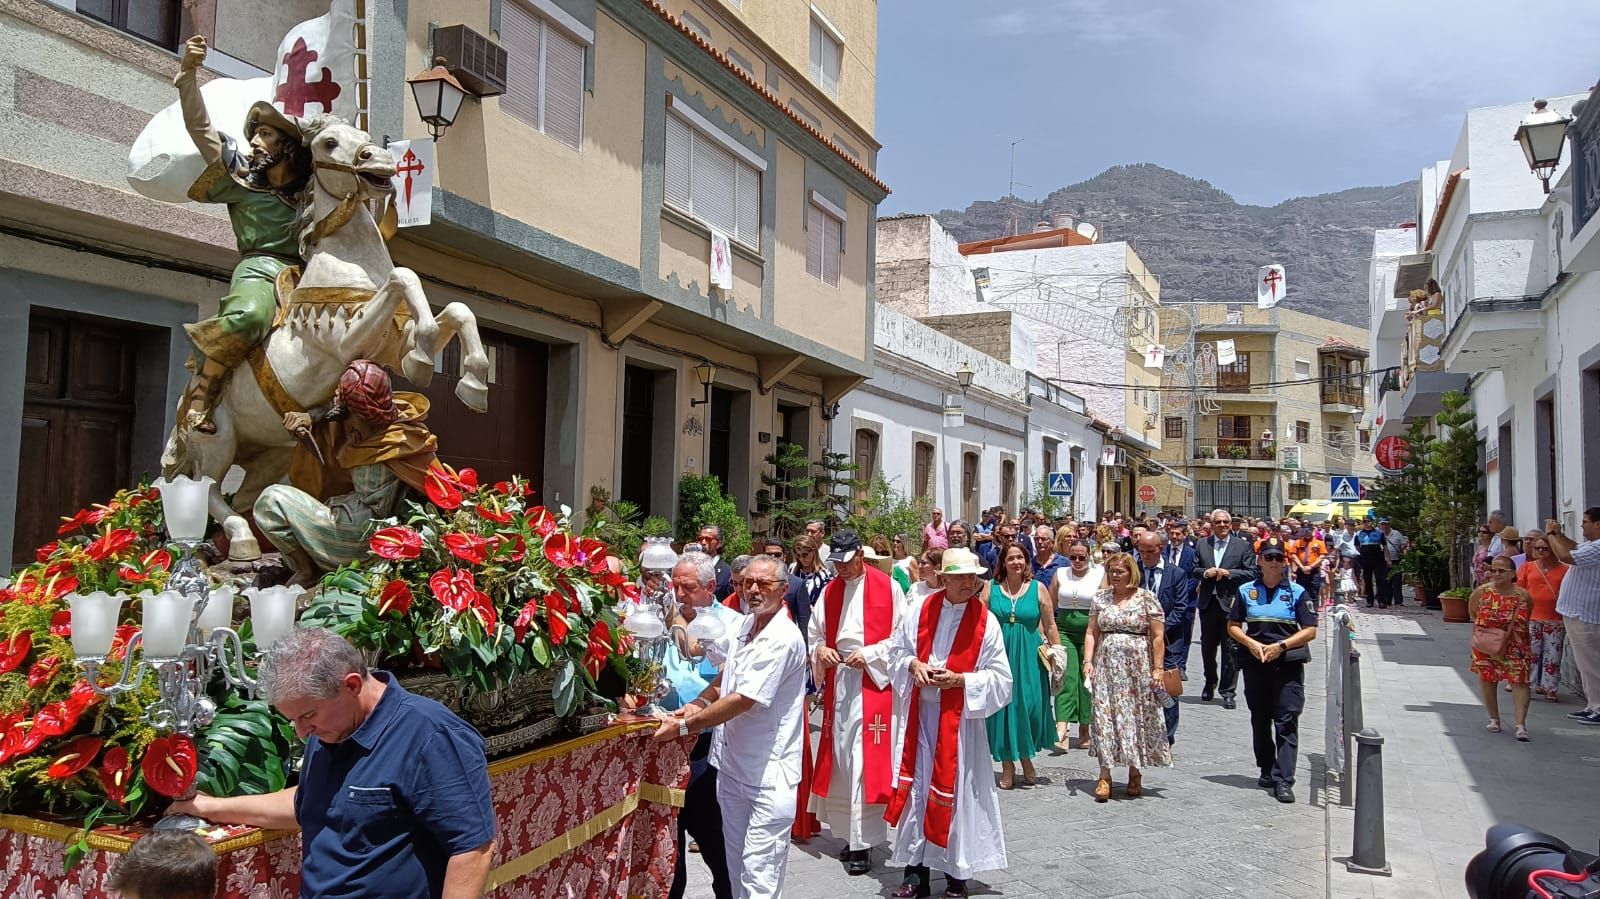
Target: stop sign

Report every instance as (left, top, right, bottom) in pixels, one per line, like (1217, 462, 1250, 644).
(1137, 485, 1156, 503)
(1375, 436, 1411, 473)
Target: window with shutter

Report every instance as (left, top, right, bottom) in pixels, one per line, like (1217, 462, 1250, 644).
(809, 17, 841, 97)
(500, 1, 586, 150)
(663, 108, 762, 251)
(542, 26, 585, 150)
(806, 200, 842, 286)
(805, 204, 825, 280)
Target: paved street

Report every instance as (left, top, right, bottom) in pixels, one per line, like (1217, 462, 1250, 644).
(686, 643, 1329, 898)
(1328, 605, 1599, 899)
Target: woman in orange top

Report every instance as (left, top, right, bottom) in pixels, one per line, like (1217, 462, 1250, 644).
(1517, 532, 1569, 702)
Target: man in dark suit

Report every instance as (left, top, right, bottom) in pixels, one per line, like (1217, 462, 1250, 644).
(1193, 508, 1258, 709)
(699, 524, 734, 601)
(1136, 531, 1190, 745)
(761, 538, 811, 635)
(1164, 519, 1201, 680)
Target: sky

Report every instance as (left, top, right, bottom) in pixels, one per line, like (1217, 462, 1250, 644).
(875, 0, 1600, 215)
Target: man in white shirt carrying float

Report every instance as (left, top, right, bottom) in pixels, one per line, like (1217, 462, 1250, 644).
(654, 555, 809, 899)
(809, 529, 909, 876)
(885, 547, 1012, 899)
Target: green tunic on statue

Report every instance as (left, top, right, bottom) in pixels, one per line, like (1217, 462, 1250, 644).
(184, 148, 301, 365)
(985, 580, 1054, 762)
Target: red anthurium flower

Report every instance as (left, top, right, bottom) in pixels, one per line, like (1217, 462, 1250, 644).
(50, 611, 72, 638)
(501, 534, 527, 564)
(525, 507, 558, 538)
(0, 632, 33, 674)
(618, 582, 641, 604)
(141, 734, 199, 799)
(67, 680, 100, 716)
(370, 526, 424, 560)
(141, 548, 173, 572)
(377, 580, 414, 617)
(85, 506, 112, 525)
(46, 736, 103, 780)
(429, 569, 482, 614)
(0, 723, 32, 764)
(544, 533, 578, 569)
(84, 528, 138, 562)
(425, 462, 464, 510)
(584, 621, 613, 678)
(545, 591, 570, 644)
(56, 509, 92, 535)
(457, 467, 479, 491)
(578, 538, 611, 575)
(442, 532, 492, 565)
(108, 624, 139, 662)
(35, 541, 59, 563)
(476, 501, 513, 525)
(27, 656, 61, 689)
(117, 565, 149, 586)
(34, 702, 72, 738)
(468, 595, 497, 631)
(99, 746, 133, 804)
(513, 598, 541, 642)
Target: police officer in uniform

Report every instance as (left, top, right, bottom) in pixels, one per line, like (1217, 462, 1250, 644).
(1227, 537, 1318, 803)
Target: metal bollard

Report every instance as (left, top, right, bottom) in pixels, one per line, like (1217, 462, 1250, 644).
(1347, 728, 1392, 876)
(1339, 648, 1362, 807)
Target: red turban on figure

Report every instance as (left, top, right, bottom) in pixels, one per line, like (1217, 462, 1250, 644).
(337, 360, 397, 425)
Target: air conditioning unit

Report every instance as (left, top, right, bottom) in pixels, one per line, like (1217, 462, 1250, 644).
(432, 24, 508, 97)
(1290, 470, 1309, 485)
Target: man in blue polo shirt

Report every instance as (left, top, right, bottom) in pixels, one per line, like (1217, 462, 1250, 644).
(167, 628, 496, 898)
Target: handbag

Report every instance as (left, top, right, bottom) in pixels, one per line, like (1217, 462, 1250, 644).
(1037, 644, 1066, 694)
(1471, 622, 1511, 657)
(1280, 645, 1311, 664)
(1160, 667, 1183, 697)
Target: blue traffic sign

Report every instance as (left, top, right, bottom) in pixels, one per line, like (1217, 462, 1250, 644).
(1048, 472, 1074, 497)
(1331, 476, 1361, 502)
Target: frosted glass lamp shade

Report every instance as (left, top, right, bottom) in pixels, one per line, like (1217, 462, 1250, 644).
(140, 590, 197, 659)
(68, 591, 128, 658)
(197, 585, 236, 638)
(639, 537, 678, 573)
(244, 585, 303, 651)
(153, 475, 214, 541)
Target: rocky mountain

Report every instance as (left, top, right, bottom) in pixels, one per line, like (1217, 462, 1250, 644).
(933, 164, 1417, 326)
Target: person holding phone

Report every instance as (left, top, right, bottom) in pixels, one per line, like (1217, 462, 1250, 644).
(1227, 538, 1318, 803)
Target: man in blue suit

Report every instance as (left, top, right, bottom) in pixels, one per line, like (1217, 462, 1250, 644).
(1136, 531, 1190, 745)
(1164, 520, 1201, 679)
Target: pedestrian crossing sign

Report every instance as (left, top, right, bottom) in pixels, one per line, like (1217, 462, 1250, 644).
(1048, 472, 1073, 497)
(1331, 476, 1361, 502)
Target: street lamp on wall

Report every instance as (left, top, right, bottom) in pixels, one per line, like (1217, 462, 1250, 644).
(1514, 99, 1573, 194)
(955, 362, 974, 393)
(690, 362, 716, 407)
(407, 57, 469, 140)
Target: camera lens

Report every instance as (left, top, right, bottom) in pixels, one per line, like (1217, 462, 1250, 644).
(1466, 824, 1572, 898)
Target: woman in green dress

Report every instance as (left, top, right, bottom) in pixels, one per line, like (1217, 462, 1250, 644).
(1051, 541, 1103, 751)
(987, 542, 1062, 788)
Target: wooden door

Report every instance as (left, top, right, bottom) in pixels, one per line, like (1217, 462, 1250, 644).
(414, 329, 548, 493)
(14, 314, 137, 567)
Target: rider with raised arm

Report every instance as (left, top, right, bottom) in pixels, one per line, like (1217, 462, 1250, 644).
(173, 35, 312, 434)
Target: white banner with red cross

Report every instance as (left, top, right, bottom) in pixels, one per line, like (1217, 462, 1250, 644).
(387, 139, 435, 227)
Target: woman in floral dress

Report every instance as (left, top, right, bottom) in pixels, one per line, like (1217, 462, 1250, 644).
(1469, 557, 1534, 741)
(1083, 552, 1171, 801)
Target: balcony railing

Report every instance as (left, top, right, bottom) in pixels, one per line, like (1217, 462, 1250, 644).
(1193, 437, 1277, 462)
(1320, 384, 1365, 407)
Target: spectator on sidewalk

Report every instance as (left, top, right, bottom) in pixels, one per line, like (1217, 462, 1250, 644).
(1472, 524, 1496, 585)
(1487, 510, 1509, 557)
(1030, 525, 1069, 592)
(1500, 527, 1526, 567)
(1227, 537, 1318, 803)
(1379, 520, 1408, 606)
(909, 547, 944, 607)
(1544, 512, 1600, 726)
(924, 509, 950, 551)
(1517, 533, 1569, 702)
(1469, 557, 1534, 741)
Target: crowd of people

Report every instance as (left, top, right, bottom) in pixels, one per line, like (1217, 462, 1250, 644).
(652, 505, 1328, 898)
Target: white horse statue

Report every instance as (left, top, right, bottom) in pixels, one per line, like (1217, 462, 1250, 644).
(162, 115, 489, 553)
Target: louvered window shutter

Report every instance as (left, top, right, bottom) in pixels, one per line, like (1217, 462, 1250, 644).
(693, 136, 738, 237)
(542, 25, 585, 149)
(664, 114, 692, 210)
(502, 2, 543, 130)
(823, 212, 842, 285)
(806, 204, 824, 280)
(735, 162, 760, 248)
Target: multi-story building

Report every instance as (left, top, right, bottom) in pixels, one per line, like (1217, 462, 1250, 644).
(0, 0, 888, 565)
(1372, 87, 1600, 533)
(1148, 305, 1377, 519)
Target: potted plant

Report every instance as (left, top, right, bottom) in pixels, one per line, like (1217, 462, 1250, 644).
(1438, 587, 1472, 623)
(1226, 444, 1249, 461)
(1396, 535, 1450, 610)
(1197, 446, 1216, 460)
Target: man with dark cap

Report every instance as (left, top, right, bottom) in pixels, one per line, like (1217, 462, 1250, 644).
(1227, 537, 1318, 803)
(173, 35, 314, 433)
(254, 360, 438, 585)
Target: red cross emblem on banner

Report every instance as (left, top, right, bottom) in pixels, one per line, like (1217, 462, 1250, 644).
(274, 37, 342, 116)
(1262, 267, 1284, 299)
(397, 148, 425, 209)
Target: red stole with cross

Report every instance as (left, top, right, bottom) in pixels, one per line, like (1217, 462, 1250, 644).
(812, 565, 896, 806)
(883, 591, 988, 848)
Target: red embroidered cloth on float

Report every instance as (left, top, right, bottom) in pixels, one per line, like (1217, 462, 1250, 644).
(0, 721, 690, 899)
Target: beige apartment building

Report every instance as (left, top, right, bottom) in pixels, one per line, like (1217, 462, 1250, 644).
(1147, 305, 1377, 519)
(0, 0, 886, 565)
